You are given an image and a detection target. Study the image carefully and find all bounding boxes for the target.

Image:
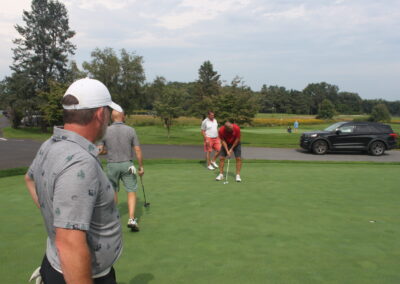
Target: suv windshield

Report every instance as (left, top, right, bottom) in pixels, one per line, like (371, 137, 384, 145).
(324, 122, 347, 132)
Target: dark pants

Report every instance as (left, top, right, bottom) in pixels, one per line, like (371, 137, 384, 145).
(40, 255, 117, 284)
(220, 143, 242, 158)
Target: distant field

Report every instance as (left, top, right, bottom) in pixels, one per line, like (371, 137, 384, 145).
(3, 114, 400, 148)
(255, 113, 315, 118)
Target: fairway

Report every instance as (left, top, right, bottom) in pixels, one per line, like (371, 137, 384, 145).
(1, 161, 400, 283)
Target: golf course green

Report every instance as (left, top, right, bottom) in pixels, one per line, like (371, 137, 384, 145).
(1, 160, 399, 283)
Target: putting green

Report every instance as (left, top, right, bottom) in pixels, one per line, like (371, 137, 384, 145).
(1, 161, 399, 283)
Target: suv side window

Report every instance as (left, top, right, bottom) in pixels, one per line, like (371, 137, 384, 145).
(355, 125, 372, 133)
(339, 125, 354, 133)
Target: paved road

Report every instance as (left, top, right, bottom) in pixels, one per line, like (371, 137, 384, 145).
(1, 116, 399, 170)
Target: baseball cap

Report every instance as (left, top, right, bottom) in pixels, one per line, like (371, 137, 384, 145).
(63, 78, 123, 112)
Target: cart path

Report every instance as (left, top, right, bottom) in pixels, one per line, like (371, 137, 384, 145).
(1, 139, 399, 170)
(1, 116, 399, 170)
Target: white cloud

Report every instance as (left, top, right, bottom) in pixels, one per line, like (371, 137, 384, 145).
(262, 5, 307, 20)
(151, 0, 251, 29)
(65, 0, 137, 11)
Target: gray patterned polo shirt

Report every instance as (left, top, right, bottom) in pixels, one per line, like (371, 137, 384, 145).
(28, 127, 122, 275)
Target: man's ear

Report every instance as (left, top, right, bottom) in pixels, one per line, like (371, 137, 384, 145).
(94, 107, 105, 122)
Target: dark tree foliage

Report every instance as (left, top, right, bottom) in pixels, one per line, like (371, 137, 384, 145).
(39, 81, 67, 127)
(0, 72, 36, 128)
(190, 61, 221, 117)
(154, 85, 185, 138)
(4, 0, 75, 129)
(369, 103, 391, 122)
(317, 99, 336, 119)
(12, 0, 76, 91)
(336, 92, 362, 114)
(214, 77, 260, 125)
(83, 48, 146, 114)
(302, 82, 339, 115)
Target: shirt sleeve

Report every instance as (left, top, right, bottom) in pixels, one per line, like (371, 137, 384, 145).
(52, 159, 99, 231)
(27, 157, 37, 180)
(201, 119, 206, 131)
(131, 128, 140, 147)
(218, 127, 224, 140)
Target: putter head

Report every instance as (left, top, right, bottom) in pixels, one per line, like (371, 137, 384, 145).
(144, 202, 150, 207)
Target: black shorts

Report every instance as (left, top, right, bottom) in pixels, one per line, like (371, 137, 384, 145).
(40, 255, 117, 284)
(220, 143, 241, 158)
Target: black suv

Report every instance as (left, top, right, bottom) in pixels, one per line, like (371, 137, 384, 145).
(300, 121, 398, 156)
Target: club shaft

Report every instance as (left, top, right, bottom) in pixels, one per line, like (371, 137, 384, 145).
(140, 176, 148, 204)
(225, 158, 230, 183)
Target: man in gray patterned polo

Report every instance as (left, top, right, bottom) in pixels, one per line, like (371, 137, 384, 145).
(25, 78, 123, 284)
(99, 109, 144, 232)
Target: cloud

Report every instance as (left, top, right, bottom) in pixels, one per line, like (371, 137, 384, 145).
(65, 0, 137, 11)
(150, 0, 251, 29)
(262, 5, 307, 20)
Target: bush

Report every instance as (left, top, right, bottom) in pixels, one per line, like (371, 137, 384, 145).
(369, 104, 391, 122)
(317, 99, 336, 119)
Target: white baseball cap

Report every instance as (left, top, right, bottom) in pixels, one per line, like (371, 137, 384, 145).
(63, 78, 123, 112)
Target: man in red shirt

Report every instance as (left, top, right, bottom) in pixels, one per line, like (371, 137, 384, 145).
(216, 120, 242, 182)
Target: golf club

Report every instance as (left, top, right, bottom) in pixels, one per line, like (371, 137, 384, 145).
(139, 176, 150, 207)
(223, 157, 230, 184)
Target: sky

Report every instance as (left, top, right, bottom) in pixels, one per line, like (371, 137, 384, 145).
(0, 0, 399, 101)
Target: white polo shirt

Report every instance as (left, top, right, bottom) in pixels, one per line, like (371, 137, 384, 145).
(201, 118, 218, 138)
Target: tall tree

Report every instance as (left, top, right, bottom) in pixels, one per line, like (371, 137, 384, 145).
(154, 85, 185, 138)
(12, 0, 76, 91)
(336, 92, 362, 114)
(6, 0, 75, 129)
(117, 49, 146, 111)
(288, 90, 312, 114)
(190, 61, 221, 117)
(214, 77, 260, 125)
(260, 85, 290, 113)
(39, 81, 67, 127)
(303, 82, 339, 115)
(143, 76, 167, 110)
(65, 61, 87, 83)
(0, 72, 36, 128)
(83, 48, 145, 114)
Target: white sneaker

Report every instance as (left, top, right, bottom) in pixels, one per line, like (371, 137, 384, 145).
(236, 175, 242, 182)
(127, 218, 139, 231)
(216, 173, 224, 181)
(211, 161, 218, 168)
(207, 165, 215, 170)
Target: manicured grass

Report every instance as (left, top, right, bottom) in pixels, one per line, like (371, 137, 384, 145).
(3, 127, 52, 140)
(1, 161, 400, 283)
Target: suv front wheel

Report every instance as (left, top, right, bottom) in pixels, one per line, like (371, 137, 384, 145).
(369, 141, 385, 156)
(312, 140, 328, 155)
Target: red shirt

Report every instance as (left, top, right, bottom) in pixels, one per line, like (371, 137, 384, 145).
(218, 124, 241, 145)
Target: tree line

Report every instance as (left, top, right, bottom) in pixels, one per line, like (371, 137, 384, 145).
(0, 0, 398, 130)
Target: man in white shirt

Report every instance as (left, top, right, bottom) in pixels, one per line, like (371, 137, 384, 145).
(201, 111, 221, 170)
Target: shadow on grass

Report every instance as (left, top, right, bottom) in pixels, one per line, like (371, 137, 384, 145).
(130, 273, 155, 284)
(117, 196, 149, 220)
(118, 273, 155, 284)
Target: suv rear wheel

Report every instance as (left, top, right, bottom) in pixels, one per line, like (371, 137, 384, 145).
(312, 140, 328, 155)
(369, 141, 385, 156)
